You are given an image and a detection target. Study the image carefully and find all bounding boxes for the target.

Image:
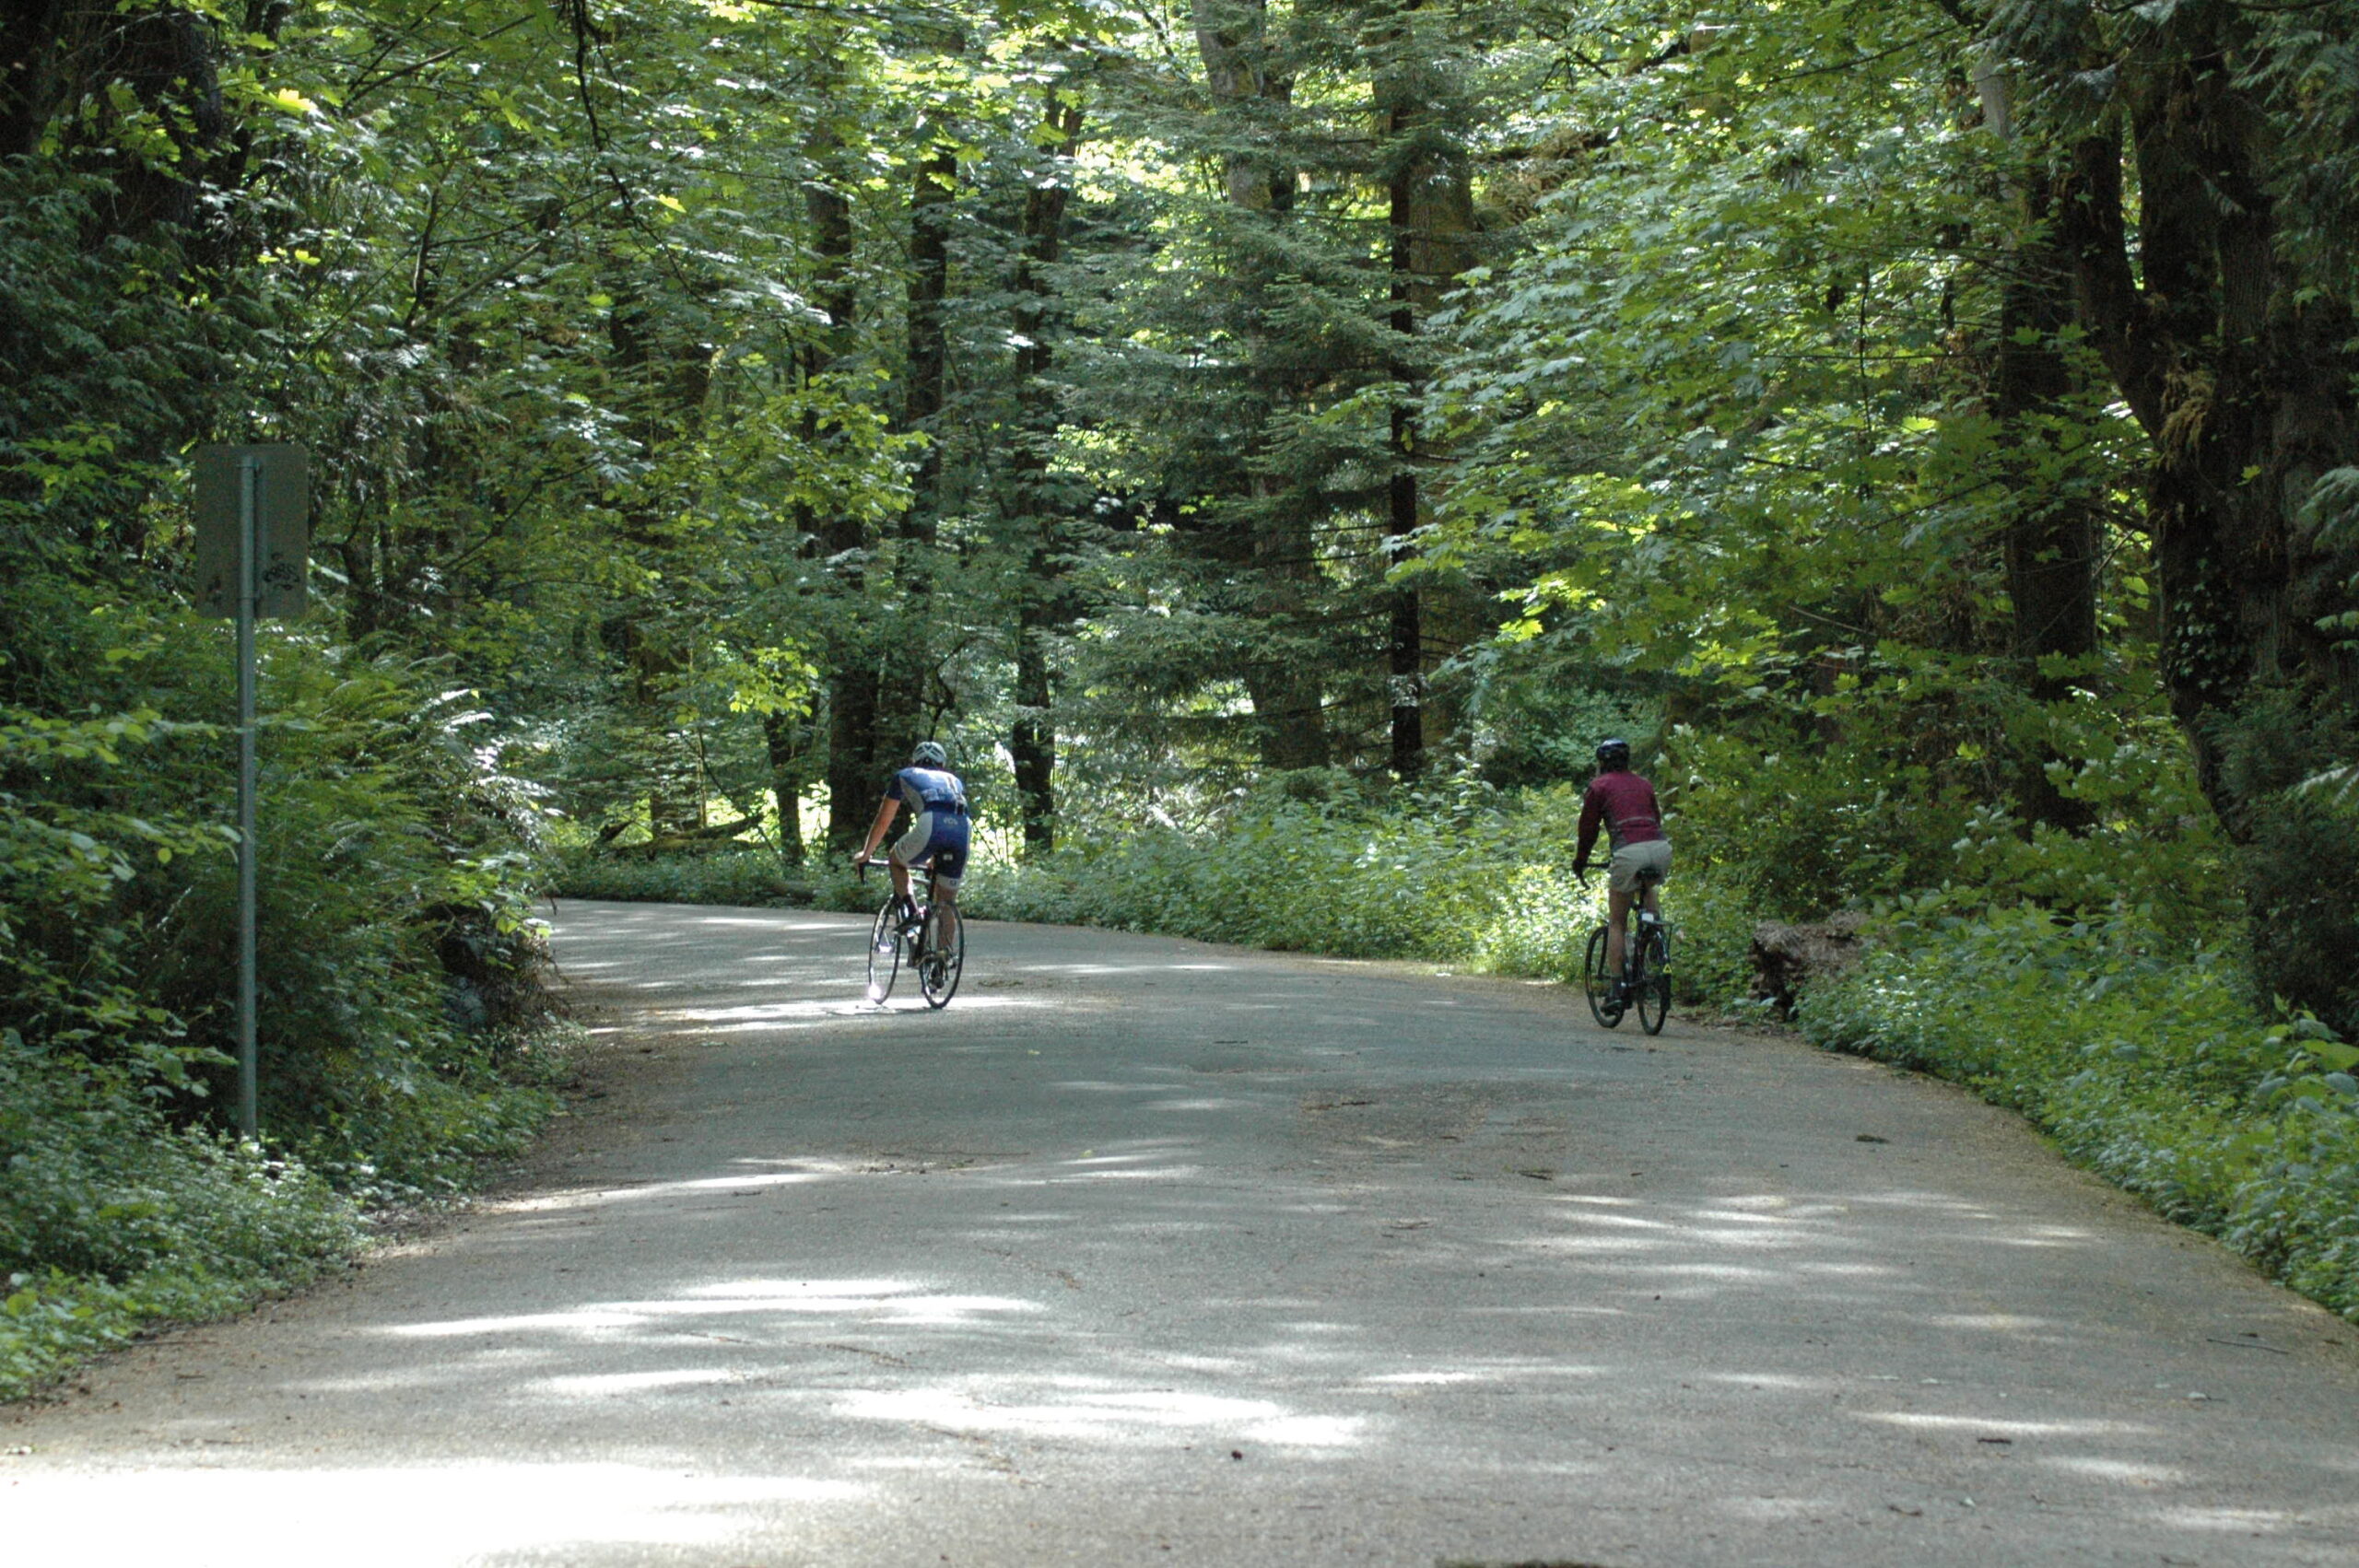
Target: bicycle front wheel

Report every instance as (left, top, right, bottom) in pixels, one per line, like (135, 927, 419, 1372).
(865, 897, 901, 1002)
(1582, 925, 1622, 1028)
(1636, 929, 1671, 1036)
(919, 906, 964, 1009)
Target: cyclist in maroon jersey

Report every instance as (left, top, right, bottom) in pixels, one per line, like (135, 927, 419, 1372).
(1572, 737, 1672, 1005)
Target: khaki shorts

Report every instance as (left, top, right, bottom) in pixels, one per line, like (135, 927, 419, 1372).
(1608, 838, 1672, 894)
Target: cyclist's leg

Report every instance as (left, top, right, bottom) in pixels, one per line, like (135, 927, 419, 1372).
(1627, 848, 1671, 995)
(1605, 840, 1648, 979)
(1605, 883, 1633, 980)
(930, 824, 968, 949)
(888, 812, 935, 919)
(1635, 842, 1671, 920)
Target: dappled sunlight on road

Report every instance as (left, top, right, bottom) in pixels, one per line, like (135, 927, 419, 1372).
(382, 1278, 1042, 1340)
(651, 994, 1056, 1029)
(17, 900, 2356, 1568)
(837, 1383, 1369, 1449)
(260, 1117, 2329, 1552)
(3, 1462, 869, 1568)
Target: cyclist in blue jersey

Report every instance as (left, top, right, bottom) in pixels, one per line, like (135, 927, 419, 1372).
(854, 740, 971, 951)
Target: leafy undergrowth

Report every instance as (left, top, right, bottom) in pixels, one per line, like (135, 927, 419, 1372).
(0, 1043, 359, 1400)
(1802, 902, 2359, 1322)
(1, 606, 575, 1401)
(0, 1022, 577, 1401)
(550, 846, 812, 908)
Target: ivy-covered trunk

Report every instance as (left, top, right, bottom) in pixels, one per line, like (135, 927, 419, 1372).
(2060, 27, 2357, 795)
(2048, 6, 2359, 1023)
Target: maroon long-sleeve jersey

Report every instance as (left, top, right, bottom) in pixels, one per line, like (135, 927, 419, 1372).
(1576, 771, 1665, 868)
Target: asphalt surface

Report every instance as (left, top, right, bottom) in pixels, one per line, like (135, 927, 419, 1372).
(6, 899, 2359, 1567)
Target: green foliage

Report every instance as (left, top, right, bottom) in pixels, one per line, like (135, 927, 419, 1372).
(552, 846, 812, 909)
(1669, 725, 1980, 919)
(2214, 687, 2359, 1035)
(0, 161, 245, 531)
(1, 599, 560, 1184)
(0, 557, 561, 1397)
(1802, 904, 2359, 1321)
(0, 1031, 366, 1399)
(4, 0, 2354, 1389)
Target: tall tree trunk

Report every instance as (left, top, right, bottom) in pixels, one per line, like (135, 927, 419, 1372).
(2040, 6, 2359, 1025)
(864, 130, 960, 783)
(604, 287, 714, 838)
(2058, 28, 2359, 816)
(1386, 410, 1424, 780)
(1375, 13, 1475, 781)
(1008, 88, 1085, 853)
(763, 711, 808, 865)
(802, 123, 879, 852)
(1195, 0, 1324, 771)
(1978, 61, 2098, 832)
(1192, 0, 1296, 214)
(6, 0, 238, 240)
(1386, 151, 1426, 781)
(902, 135, 955, 543)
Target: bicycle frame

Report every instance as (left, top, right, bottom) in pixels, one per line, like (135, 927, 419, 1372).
(859, 857, 964, 1008)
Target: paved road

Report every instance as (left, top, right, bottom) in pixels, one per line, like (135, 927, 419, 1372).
(7, 901, 2359, 1566)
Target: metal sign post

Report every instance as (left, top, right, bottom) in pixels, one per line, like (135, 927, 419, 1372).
(236, 457, 259, 1139)
(194, 444, 309, 1140)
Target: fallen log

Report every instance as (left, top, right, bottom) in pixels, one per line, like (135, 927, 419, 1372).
(1749, 913, 1868, 1019)
(613, 817, 765, 858)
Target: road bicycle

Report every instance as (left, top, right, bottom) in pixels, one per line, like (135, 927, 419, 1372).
(1581, 864, 1671, 1035)
(860, 858, 964, 1009)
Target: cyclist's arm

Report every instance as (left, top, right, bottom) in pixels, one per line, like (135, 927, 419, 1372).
(1572, 788, 1602, 874)
(854, 796, 900, 863)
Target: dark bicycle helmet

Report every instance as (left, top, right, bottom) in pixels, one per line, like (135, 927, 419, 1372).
(1595, 737, 1632, 768)
(910, 740, 949, 768)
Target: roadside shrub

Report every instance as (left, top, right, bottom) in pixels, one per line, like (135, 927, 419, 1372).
(42, 623, 564, 1188)
(0, 1032, 364, 1398)
(552, 845, 811, 907)
(2217, 686, 2359, 1035)
(1802, 902, 2359, 1320)
(2, 586, 563, 1396)
(1668, 724, 1978, 918)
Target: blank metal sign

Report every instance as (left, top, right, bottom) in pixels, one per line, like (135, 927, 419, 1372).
(194, 443, 310, 619)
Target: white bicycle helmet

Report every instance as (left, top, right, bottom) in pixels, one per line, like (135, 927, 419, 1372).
(910, 740, 949, 768)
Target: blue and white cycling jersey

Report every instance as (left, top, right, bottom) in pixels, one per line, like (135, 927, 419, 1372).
(889, 766, 970, 883)
(891, 766, 969, 817)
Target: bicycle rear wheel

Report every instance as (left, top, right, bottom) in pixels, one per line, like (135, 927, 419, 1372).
(865, 897, 901, 1002)
(1636, 927, 1671, 1035)
(919, 906, 964, 1008)
(1582, 925, 1622, 1028)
